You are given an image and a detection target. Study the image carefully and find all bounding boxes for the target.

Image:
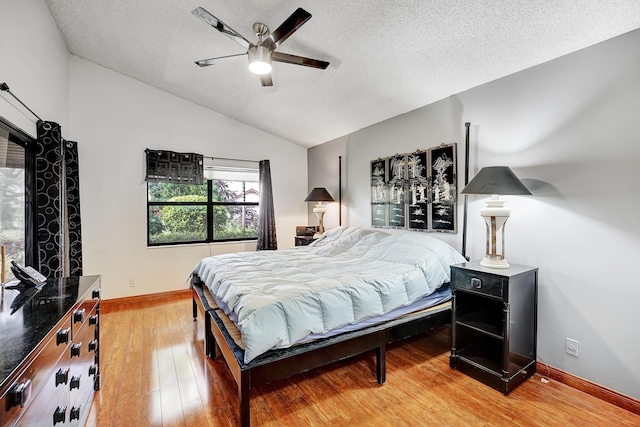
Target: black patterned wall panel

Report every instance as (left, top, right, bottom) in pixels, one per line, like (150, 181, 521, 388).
(36, 121, 63, 277)
(64, 140, 83, 276)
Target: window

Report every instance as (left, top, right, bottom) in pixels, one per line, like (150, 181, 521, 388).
(147, 178, 259, 245)
(0, 121, 29, 279)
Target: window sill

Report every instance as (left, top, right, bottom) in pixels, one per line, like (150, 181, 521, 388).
(147, 240, 257, 249)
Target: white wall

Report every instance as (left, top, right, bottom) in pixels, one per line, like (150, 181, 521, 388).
(0, 0, 70, 135)
(309, 29, 640, 399)
(1, 2, 309, 300)
(69, 56, 308, 299)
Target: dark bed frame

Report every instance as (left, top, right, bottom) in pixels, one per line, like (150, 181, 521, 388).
(191, 276, 452, 426)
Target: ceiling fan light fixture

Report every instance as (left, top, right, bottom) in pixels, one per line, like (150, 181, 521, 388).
(248, 45, 272, 75)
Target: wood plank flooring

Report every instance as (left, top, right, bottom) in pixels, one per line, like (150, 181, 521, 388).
(87, 294, 640, 426)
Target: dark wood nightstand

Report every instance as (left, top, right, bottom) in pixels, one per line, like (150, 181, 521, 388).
(449, 262, 538, 394)
(294, 236, 317, 246)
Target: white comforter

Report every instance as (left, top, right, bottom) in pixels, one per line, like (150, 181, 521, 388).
(192, 226, 466, 363)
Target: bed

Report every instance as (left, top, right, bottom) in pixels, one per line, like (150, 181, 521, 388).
(191, 226, 466, 426)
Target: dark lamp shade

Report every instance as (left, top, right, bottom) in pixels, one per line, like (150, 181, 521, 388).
(304, 187, 335, 202)
(461, 166, 531, 196)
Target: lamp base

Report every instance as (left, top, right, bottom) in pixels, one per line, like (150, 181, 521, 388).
(313, 205, 326, 235)
(480, 257, 510, 269)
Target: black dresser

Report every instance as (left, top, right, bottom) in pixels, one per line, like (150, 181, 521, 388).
(0, 275, 101, 426)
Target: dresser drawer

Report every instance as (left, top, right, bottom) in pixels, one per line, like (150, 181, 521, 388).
(69, 311, 99, 426)
(71, 286, 100, 339)
(0, 324, 71, 425)
(452, 268, 504, 298)
(13, 355, 72, 427)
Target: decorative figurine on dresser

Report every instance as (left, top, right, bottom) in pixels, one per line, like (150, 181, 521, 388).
(0, 275, 101, 426)
(449, 262, 538, 394)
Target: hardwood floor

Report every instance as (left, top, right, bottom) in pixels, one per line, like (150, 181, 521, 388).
(87, 294, 640, 427)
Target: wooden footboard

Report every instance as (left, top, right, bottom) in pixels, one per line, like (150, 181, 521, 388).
(191, 278, 451, 427)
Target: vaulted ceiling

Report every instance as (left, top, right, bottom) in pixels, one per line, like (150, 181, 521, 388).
(45, 1, 640, 148)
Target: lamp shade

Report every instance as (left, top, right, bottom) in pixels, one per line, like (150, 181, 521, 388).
(461, 166, 531, 195)
(304, 187, 335, 202)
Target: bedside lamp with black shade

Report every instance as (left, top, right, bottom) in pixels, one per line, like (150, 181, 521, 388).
(304, 187, 334, 235)
(461, 166, 531, 269)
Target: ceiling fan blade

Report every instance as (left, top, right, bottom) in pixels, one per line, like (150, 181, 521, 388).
(260, 74, 273, 87)
(195, 53, 247, 67)
(264, 8, 311, 50)
(272, 52, 329, 69)
(192, 7, 251, 50)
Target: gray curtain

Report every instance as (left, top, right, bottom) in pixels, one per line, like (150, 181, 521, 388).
(36, 121, 83, 277)
(257, 160, 277, 250)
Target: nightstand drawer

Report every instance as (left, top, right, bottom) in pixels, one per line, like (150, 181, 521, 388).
(295, 236, 317, 246)
(452, 269, 503, 298)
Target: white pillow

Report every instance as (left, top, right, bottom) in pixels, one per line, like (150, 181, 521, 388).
(310, 227, 377, 256)
(363, 233, 466, 269)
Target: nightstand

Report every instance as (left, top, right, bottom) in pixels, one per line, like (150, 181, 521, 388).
(449, 262, 538, 394)
(294, 236, 317, 246)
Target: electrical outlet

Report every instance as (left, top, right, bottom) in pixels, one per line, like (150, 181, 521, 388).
(129, 278, 136, 287)
(566, 338, 579, 357)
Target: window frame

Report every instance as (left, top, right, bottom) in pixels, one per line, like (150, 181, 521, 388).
(0, 116, 36, 268)
(146, 179, 260, 246)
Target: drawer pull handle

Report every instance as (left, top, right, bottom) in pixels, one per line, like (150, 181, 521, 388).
(53, 406, 67, 425)
(6, 379, 31, 410)
(70, 406, 81, 421)
(88, 364, 98, 377)
(470, 277, 482, 289)
(73, 308, 85, 324)
(88, 340, 98, 352)
(71, 343, 82, 358)
(55, 368, 69, 386)
(70, 376, 81, 390)
(92, 289, 100, 299)
(56, 328, 70, 346)
(89, 314, 98, 325)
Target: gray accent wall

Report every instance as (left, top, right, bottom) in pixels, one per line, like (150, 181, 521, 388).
(309, 29, 640, 399)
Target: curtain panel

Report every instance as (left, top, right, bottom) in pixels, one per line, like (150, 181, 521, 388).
(256, 159, 277, 250)
(145, 149, 204, 184)
(35, 121, 83, 277)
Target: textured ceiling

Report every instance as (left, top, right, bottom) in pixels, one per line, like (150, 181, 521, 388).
(44, 0, 640, 148)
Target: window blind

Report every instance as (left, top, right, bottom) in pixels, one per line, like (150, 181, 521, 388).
(204, 157, 259, 182)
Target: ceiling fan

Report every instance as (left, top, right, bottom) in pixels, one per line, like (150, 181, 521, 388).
(192, 7, 330, 87)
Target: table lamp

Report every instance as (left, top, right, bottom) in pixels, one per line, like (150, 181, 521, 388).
(304, 187, 334, 235)
(461, 166, 531, 269)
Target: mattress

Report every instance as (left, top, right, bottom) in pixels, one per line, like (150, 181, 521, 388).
(213, 284, 452, 351)
(192, 226, 466, 363)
